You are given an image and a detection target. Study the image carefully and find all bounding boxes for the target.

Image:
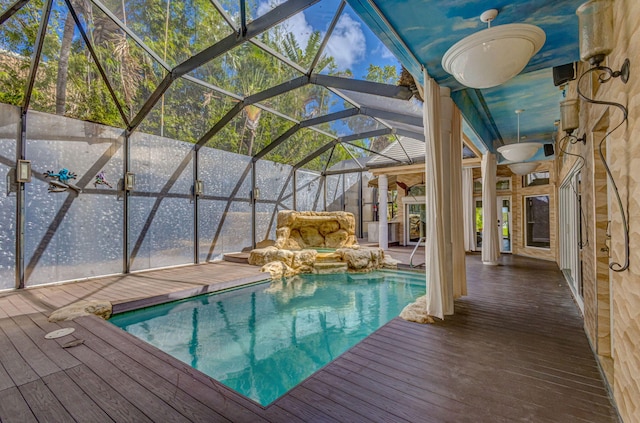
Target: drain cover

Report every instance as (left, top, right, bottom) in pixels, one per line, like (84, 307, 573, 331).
(45, 327, 75, 339)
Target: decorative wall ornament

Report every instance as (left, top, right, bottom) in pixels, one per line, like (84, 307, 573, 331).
(93, 171, 113, 188)
(44, 168, 81, 193)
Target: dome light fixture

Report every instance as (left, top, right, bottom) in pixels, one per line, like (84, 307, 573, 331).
(508, 162, 539, 175)
(441, 9, 546, 89)
(497, 109, 541, 162)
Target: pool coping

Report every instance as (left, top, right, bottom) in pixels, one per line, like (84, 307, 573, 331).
(111, 267, 425, 315)
(111, 273, 269, 314)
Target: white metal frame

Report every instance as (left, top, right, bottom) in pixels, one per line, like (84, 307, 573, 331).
(403, 196, 426, 245)
(497, 195, 512, 253)
(559, 166, 584, 311)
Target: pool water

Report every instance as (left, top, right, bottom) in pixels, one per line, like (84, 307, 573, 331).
(110, 270, 425, 406)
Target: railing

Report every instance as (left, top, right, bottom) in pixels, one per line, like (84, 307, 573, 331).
(409, 237, 425, 268)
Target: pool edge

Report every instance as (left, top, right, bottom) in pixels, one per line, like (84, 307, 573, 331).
(111, 273, 268, 314)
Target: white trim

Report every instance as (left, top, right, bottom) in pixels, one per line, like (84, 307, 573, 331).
(497, 195, 512, 253)
(404, 202, 426, 245)
(559, 163, 584, 312)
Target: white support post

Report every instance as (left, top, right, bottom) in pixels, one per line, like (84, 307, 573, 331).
(378, 174, 388, 250)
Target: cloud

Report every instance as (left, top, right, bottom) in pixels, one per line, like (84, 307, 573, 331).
(451, 16, 480, 31)
(277, 12, 314, 48)
(257, 0, 283, 16)
(325, 14, 366, 71)
(373, 42, 396, 60)
(257, 0, 313, 46)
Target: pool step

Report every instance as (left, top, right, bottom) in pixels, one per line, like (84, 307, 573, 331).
(223, 253, 249, 264)
(313, 262, 348, 274)
(315, 252, 342, 263)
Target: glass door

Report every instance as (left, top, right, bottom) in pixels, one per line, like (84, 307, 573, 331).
(474, 198, 483, 250)
(405, 203, 426, 245)
(498, 196, 512, 253)
(474, 197, 510, 252)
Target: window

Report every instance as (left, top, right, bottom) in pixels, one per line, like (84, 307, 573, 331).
(525, 195, 550, 248)
(523, 171, 549, 187)
(407, 184, 426, 197)
(473, 179, 482, 194)
(496, 177, 511, 191)
(473, 177, 511, 193)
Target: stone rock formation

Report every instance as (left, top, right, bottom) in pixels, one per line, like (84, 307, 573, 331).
(49, 300, 113, 322)
(274, 211, 357, 249)
(261, 261, 296, 279)
(399, 295, 435, 324)
(249, 211, 398, 279)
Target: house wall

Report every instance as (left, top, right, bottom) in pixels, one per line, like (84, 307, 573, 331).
(472, 164, 556, 260)
(556, 1, 640, 421)
(511, 161, 557, 261)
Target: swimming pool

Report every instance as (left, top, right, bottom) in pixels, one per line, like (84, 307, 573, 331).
(110, 270, 425, 406)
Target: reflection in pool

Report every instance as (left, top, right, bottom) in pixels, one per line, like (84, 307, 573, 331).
(110, 270, 425, 406)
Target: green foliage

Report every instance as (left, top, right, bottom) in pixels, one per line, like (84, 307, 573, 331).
(0, 0, 396, 171)
(365, 63, 398, 84)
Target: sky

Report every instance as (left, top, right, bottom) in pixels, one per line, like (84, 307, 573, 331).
(257, 0, 401, 80)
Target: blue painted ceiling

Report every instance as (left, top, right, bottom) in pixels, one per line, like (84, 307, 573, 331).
(348, 0, 586, 159)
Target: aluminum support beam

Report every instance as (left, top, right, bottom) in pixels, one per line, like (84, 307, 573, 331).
(292, 170, 297, 211)
(360, 106, 423, 127)
(343, 141, 402, 164)
(394, 128, 425, 141)
(0, 0, 29, 25)
(358, 172, 363, 238)
(299, 108, 359, 128)
(251, 160, 257, 248)
(340, 128, 392, 143)
(308, 0, 344, 73)
(23, 0, 53, 111)
(324, 167, 368, 176)
(15, 113, 27, 289)
(16, 0, 52, 288)
(294, 139, 338, 169)
(311, 74, 413, 100)
(323, 175, 327, 211)
(90, 0, 170, 68)
(123, 132, 131, 273)
(174, 0, 318, 76)
(129, 0, 319, 132)
(194, 102, 244, 149)
(244, 76, 309, 106)
(65, 0, 130, 126)
(253, 124, 301, 161)
(193, 148, 199, 263)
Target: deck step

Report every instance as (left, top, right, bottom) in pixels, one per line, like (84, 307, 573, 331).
(313, 262, 348, 274)
(223, 253, 250, 264)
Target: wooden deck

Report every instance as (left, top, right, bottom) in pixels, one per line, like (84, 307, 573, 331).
(0, 255, 619, 422)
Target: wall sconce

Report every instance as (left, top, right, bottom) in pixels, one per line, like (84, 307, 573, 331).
(16, 160, 32, 183)
(575, 0, 630, 272)
(124, 172, 135, 191)
(193, 180, 204, 196)
(559, 99, 586, 144)
(576, 0, 630, 82)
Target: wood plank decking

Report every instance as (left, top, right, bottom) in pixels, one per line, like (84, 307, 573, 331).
(0, 255, 620, 422)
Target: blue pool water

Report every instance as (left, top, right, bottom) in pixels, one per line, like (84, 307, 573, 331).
(110, 270, 425, 406)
